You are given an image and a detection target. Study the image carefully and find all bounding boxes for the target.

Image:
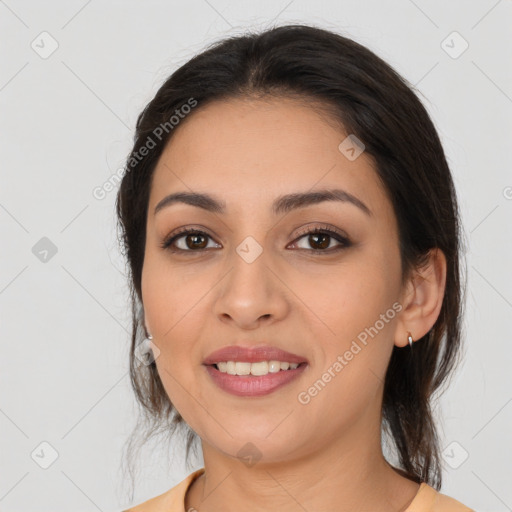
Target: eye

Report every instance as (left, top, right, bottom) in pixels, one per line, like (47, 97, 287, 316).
(289, 225, 351, 253)
(160, 227, 220, 252)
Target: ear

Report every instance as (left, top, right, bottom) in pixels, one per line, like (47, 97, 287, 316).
(394, 248, 447, 348)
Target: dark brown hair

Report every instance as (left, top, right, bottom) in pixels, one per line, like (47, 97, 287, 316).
(116, 23, 467, 496)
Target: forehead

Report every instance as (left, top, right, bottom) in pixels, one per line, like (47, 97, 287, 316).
(150, 96, 390, 220)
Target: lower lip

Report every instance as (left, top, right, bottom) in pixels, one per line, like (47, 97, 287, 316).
(204, 364, 307, 397)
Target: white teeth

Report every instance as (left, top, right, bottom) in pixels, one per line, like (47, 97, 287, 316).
(215, 360, 301, 376)
(268, 361, 281, 373)
(235, 362, 251, 375)
(251, 361, 269, 376)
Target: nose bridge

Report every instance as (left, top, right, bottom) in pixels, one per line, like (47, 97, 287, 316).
(235, 233, 266, 266)
(226, 208, 272, 269)
(213, 231, 288, 327)
(227, 233, 270, 295)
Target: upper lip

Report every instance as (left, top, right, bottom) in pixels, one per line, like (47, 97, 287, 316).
(203, 345, 308, 365)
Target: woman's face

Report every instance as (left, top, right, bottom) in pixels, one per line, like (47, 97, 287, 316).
(141, 96, 407, 464)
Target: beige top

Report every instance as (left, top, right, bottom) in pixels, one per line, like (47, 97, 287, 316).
(125, 468, 475, 512)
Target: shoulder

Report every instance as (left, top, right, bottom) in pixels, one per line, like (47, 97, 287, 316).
(123, 468, 205, 512)
(407, 482, 475, 512)
(434, 491, 475, 512)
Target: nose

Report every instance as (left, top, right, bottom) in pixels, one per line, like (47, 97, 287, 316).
(213, 241, 290, 330)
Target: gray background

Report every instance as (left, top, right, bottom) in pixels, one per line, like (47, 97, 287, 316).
(1, 1, 511, 511)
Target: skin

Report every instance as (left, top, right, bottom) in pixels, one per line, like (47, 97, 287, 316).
(141, 96, 447, 512)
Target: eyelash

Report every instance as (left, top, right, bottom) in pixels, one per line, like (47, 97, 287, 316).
(160, 225, 352, 255)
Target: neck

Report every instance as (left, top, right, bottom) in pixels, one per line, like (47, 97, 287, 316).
(185, 411, 420, 512)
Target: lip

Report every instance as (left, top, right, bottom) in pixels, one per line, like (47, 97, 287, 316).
(203, 345, 308, 365)
(205, 363, 307, 397)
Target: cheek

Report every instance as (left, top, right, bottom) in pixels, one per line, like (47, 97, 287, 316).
(293, 269, 397, 431)
(141, 251, 208, 339)
(140, 239, 229, 432)
(298, 255, 398, 341)
(292, 247, 399, 399)
(141, 254, 211, 398)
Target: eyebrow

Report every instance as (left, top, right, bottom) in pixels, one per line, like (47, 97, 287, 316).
(154, 188, 372, 217)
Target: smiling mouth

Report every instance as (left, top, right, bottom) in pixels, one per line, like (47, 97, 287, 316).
(204, 360, 308, 397)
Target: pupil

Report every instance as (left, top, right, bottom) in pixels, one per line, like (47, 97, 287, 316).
(187, 234, 207, 249)
(311, 233, 329, 249)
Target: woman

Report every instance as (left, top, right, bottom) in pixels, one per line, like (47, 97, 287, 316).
(117, 24, 473, 511)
